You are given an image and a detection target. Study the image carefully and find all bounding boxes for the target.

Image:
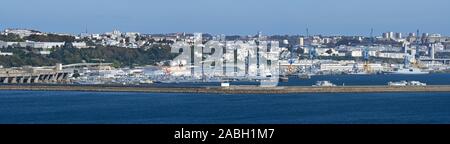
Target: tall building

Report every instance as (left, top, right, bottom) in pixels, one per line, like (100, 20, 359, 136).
(395, 33, 402, 39)
(112, 29, 121, 36)
(429, 44, 435, 59)
(299, 37, 304, 47)
(388, 32, 394, 39)
(382, 33, 389, 39)
(402, 42, 409, 54)
(382, 32, 395, 40)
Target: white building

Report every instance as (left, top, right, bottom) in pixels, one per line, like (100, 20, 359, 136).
(382, 33, 389, 39)
(395, 33, 402, 39)
(320, 63, 384, 72)
(316, 48, 340, 56)
(389, 32, 394, 39)
(377, 52, 405, 59)
(0, 41, 65, 49)
(0, 41, 6, 48)
(429, 44, 435, 59)
(72, 42, 88, 48)
(320, 63, 354, 72)
(299, 37, 304, 47)
(105, 39, 119, 46)
(91, 34, 101, 39)
(0, 51, 13, 56)
(351, 50, 362, 57)
(38, 50, 51, 55)
(323, 38, 331, 44)
(383, 32, 395, 40)
(3, 29, 43, 38)
(29, 42, 65, 49)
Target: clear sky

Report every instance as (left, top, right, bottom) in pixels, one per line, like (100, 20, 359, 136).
(1, 0, 449, 36)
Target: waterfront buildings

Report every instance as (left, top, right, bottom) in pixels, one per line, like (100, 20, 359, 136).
(1, 28, 450, 84)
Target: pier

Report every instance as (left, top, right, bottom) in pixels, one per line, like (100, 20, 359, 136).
(0, 68, 70, 84)
(1, 85, 450, 94)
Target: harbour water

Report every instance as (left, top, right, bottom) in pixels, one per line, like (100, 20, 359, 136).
(280, 73, 450, 86)
(1, 74, 450, 124)
(0, 91, 450, 124)
(150, 73, 450, 87)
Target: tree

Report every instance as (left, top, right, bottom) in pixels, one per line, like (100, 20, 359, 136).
(0, 34, 24, 42)
(24, 34, 75, 42)
(0, 44, 178, 68)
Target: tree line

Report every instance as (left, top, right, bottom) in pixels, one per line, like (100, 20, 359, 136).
(0, 44, 177, 68)
(0, 34, 75, 42)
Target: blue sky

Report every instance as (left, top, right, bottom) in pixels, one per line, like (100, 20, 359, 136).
(1, 0, 449, 36)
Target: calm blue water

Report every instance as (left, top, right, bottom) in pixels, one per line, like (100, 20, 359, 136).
(281, 73, 450, 86)
(150, 73, 450, 87)
(0, 90, 450, 124)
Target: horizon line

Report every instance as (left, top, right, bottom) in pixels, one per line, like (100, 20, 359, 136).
(1, 27, 447, 37)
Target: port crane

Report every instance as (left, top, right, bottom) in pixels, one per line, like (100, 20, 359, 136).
(162, 67, 172, 76)
(305, 35, 317, 75)
(362, 28, 374, 73)
(285, 40, 298, 75)
(411, 29, 425, 68)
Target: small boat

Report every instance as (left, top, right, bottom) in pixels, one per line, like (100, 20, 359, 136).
(407, 81, 427, 86)
(313, 81, 336, 87)
(221, 82, 230, 87)
(260, 79, 279, 87)
(139, 80, 154, 84)
(388, 81, 408, 86)
(279, 76, 289, 82)
(388, 81, 426, 86)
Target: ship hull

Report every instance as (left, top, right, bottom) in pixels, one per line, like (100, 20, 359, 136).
(385, 71, 429, 75)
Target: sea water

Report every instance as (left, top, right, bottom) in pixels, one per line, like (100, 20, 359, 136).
(0, 90, 449, 124)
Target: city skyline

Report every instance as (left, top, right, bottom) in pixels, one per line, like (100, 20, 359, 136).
(1, 0, 449, 36)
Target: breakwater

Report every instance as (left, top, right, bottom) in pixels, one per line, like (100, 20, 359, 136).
(1, 85, 450, 94)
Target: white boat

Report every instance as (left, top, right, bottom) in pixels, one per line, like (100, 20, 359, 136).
(139, 80, 154, 84)
(259, 79, 279, 87)
(388, 80, 427, 86)
(313, 81, 336, 87)
(408, 81, 427, 86)
(221, 82, 230, 87)
(388, 81, 408, 86)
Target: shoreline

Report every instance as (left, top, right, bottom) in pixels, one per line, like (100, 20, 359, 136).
(1, 85, 450, 94)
